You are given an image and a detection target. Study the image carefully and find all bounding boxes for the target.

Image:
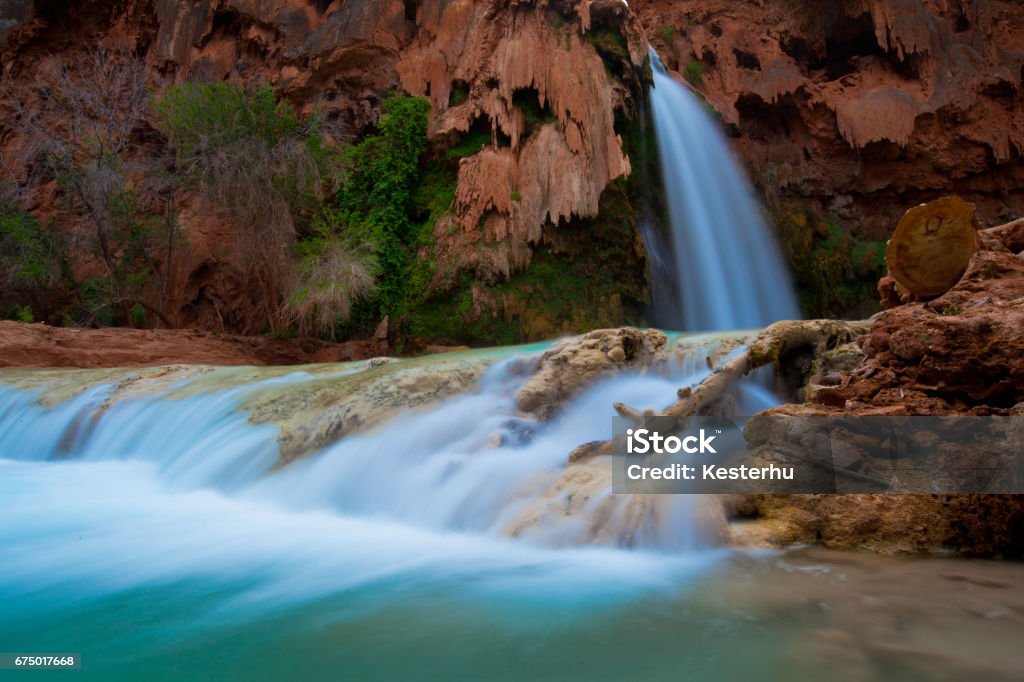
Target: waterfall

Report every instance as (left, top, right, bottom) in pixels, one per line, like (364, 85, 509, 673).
(0, 48, 807, 680)
(647, 48, 799, 331)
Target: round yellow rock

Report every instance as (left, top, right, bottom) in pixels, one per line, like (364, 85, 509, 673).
(886, 196, 979, 298)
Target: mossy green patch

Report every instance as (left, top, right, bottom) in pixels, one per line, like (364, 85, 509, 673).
(776, 203, 888, 319)
(513, 89, 557, 136)
(404, 184, 647, 345)
(448, 80, 469, 107)
(585, 28, 630, 78)
(684, 59, 704, 87)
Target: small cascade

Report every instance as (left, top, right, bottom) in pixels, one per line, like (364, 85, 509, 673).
(0, 373, 304, 489)
(0, 49, 808, 674)
(0, 339, 768, 679)
(0, 351, 750, 552)
(646, 48, 800, 331)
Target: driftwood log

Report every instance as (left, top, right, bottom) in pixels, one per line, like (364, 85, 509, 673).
(612, 319, 860, 426)
(886, 195, 979, 300)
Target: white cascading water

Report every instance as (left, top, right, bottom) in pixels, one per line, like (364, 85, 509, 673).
(0, 354, 762, 679)
(0, 47, 805, 680)
(0, 355, 771, 549)
(648, 48, 800, 331)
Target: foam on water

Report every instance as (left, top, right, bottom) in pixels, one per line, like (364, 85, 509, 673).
(0, 355, 738, 548)
(0, 354, 737, 680)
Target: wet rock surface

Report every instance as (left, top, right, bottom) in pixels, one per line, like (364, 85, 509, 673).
(736, 219, 1024, 555)
(515, 327, 667, 418)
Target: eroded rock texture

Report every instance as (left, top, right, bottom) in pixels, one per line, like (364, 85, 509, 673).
(825, 222, 1024, 414)
(0, 0, 648, 335)
(738, 218, 1024, 555)
(635, 0, 1024, 238)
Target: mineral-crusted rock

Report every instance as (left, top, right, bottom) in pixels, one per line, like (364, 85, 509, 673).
(636, 0, 1024, 237)
(515, 327, 667, 418)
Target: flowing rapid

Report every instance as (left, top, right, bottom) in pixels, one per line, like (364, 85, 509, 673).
(5, 359, 1022, 681)
(0, 347, 782, 680)
(3, 48, 806, 682)
(647, 49, 800, 331)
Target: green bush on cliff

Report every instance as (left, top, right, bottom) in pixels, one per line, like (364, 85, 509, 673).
(156, 84, 306, 161)
(0, 199, 59, 291)
(586, 28, 630, 78)
(0, 198, 63, 321)
(446, 127, 491, 160)
(156, 82, 337, 227)
(404, 183, 647, 345)
(684, 59, 704, 87)
(335, 95, 432, 321)
(778, 209, 888, 318)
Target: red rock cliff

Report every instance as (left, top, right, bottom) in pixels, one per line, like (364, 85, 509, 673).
(0, 0, 648, 335)
(635, 0, 1024, 239)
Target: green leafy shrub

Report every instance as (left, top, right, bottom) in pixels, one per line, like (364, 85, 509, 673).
(448, 80, 469, 107)
(405, 184, 646, 345)
(11, 304, 33, 323)
(155, 83, 305, 160)
(777, 207, 888, 318)
(335, 95, 431, 319)
(585, 28, 630, 77)
(446, 126, 492, 160)
(0, 199, 60, 293)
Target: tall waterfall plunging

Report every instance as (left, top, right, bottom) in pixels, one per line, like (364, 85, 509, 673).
(647, 49, 799, 331)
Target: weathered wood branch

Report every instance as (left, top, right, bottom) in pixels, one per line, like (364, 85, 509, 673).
(612, 320, 862, 426)
(614, 351, 751, 426)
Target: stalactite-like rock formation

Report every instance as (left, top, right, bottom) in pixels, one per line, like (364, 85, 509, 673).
(635, 0, 1024, 238)
(0, 0, 648, 334)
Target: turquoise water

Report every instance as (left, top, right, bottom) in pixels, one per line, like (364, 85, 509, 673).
(4, 459, 1022, 682)
(0, 458, 738, 681)
(2, 358, 1023, 681)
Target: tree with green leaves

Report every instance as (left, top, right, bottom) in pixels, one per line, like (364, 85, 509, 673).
(335, 95, 431, 320)
(157, 81, 377, 336)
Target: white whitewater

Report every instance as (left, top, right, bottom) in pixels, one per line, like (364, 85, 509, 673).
(0, 353, 748, 681)
(0, 47, 807, 678)
(0, 355, 766, 551)
(648, 48, 800, 331)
